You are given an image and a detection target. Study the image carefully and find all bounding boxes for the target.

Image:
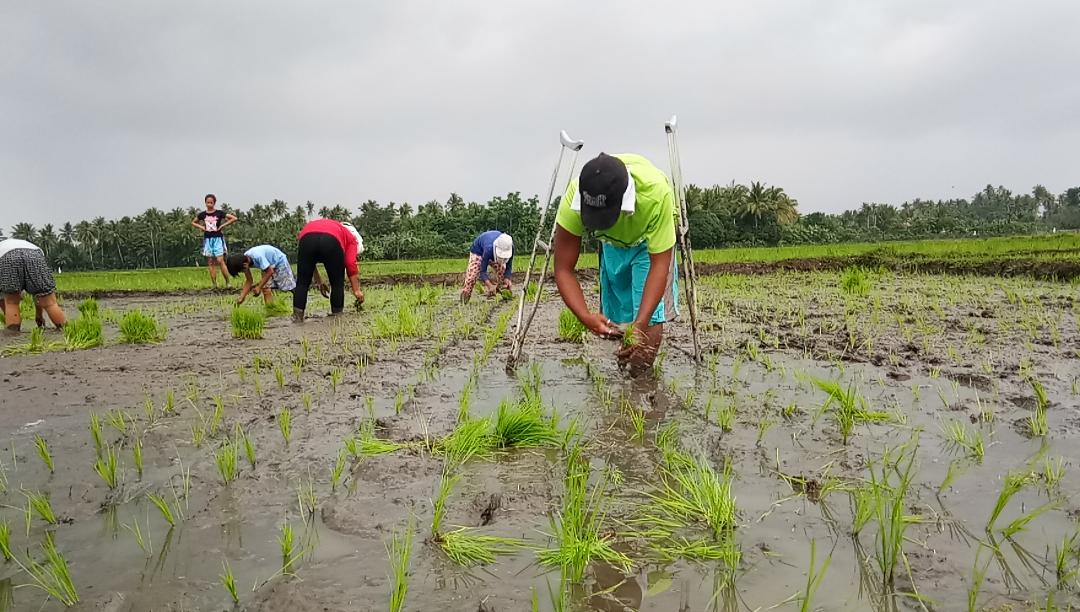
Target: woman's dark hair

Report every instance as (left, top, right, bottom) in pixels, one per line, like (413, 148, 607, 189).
(225, 253, 247, 276)
(205, 194, 217, 204)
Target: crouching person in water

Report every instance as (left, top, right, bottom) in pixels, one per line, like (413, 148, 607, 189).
(292, 219, 365, 322)
(0, 238, 66, 332)
(226, 245, 296, 306)
(460, 231, 513, 303)
(553, 153, 678, 375)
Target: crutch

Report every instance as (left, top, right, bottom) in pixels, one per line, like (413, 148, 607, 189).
(665, 115, 703, 362)
(506, 130, 585, 370)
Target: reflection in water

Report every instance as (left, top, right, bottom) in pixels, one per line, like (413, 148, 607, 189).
(589, 560, 642, 610)
(0, 578, 13, 612)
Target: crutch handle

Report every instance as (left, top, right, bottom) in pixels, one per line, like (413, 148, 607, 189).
(560, 130, 585, 151)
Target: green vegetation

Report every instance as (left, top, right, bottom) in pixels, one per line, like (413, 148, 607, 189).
(21, 533, 79, 606)
(386, 519, 414, 612)
(34, 435, 54, 473)
(118, 310, 166, 343)
(231, 306, 266, 339)
(557, 309, 587, 343)
(220, 559, 239, 604)
(538, 448, 632, 582)
(63, 314, 103, 349)
(25, 490, 58, 525)
(94, 445, 121, 490)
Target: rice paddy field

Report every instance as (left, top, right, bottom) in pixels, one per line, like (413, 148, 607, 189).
(2, 239, 1080, 611)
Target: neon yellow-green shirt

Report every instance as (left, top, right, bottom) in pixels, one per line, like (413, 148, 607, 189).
(555, 153, 677, 254)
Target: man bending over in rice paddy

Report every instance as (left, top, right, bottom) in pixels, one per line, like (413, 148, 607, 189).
(292, 218, 365, 322)
(226, 245, 297, 306)
(191, 193, 237, 288)
(553, 152, 678, 375)
(1, 237, 66, 332)
(460, 230, 514, 303)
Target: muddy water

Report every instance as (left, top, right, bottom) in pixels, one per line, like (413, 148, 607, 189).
(1, 273, 1079, 611)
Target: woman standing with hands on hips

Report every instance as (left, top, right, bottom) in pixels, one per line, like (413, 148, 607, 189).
(292, 218, 365, 322)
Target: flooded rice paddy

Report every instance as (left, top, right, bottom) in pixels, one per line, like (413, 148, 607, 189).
(0, 269, 1078, 611)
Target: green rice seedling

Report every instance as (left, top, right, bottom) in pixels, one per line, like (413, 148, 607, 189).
(1054, 531, 1079, 589)
(386, 519, 414, 612)
(118, 309, 165, 343)
(302, 391, 312, 413)
(142, 395, 156, 426)
(279, 522, 298, 573)
(34, 435, 54, 473)
(457, 383, 473, 421)
(393, 388, 404, 414)
(811, 377, 890, 444)
(132, 437, 144, 478)
(557, 308, 587, 343)
(866, 434, 919, 591)
(1042, 456, 1066, 494)
(939, 419, 984, 462)
(89, 411, 104, 453)
(215, 441, 239, 484)
(438, 528, 522, 566)
(106, 409, 129, 435)
(755, 416, 773, 446)
(190, 421, 207, 448)
(21, 532, 78, 606)
(345, 422, 409, 459)
(277, 408, 292, 445)
(715, 398, 735, 433)
(330, 449, 348, 492)
(644, 454, 737, 541)
(431, 467, 458, 535)
(1027, 376, 1049, 436)
(147, 492, 175, 526)
(493, 397, 560, 449)
(265, 298, 291, 317)
(650, 535, 741, 565)
(209, 395, 225, 436)
(966, 544, 993, 612)
(330, 367, 343, 393)
(230, 306, 263, 341)
(94, 445, 121, 490)
(296, 474, 317, 520)
(273, 365, 285, 389)
(525, 281, 539, 302)
(538, 452, 632, 582)
(0, 326, 58, 356)
(162, 388, 175, 414)
(0, 518, 11, 560)
(77, 297, 99, 317)
(628, 407, 646, 442)
(25, 490, 58, 525)
(799, 539, 831, 612)
(999, 500, 1057, 539)
(439, 417, 494, 466)
(123, 515, 152, 557)
(237, 425, 256, 469)
(220, 559, 239, 604)
(63, 315, 103, 349)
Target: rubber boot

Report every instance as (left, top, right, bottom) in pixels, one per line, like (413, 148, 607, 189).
(292, 308, 305, 324)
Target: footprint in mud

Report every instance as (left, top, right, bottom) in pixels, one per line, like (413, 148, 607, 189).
(475, 493, 500, 526)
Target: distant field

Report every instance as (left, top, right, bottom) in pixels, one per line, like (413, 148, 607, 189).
(52, 233, 1080, 294)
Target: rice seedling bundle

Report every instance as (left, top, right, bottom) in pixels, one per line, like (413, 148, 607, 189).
(118, 310, 165, 344)
(231, 307, 265, 339)
(386, 519, 414, 612)
(63, 315, 103, 350)
(77, 297, 99, 317)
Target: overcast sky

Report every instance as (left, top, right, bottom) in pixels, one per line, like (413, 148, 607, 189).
(2, 1, 1078, 227)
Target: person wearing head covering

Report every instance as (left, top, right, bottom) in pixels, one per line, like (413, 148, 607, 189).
(0, 238, 66, 332)
(552, 153, 678, 373)
(292, 218, 365, 322)
(460, 231, 514, 303)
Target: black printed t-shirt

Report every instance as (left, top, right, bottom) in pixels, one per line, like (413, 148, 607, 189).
(197, 210, 227, 238)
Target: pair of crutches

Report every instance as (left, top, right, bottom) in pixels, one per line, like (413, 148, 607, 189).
(506, 118, 702, 369)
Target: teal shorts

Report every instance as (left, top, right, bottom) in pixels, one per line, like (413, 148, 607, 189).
(599, 242, 678, 326)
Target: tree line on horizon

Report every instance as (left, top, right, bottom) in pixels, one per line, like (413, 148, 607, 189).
(5, 182, 1079, 271)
